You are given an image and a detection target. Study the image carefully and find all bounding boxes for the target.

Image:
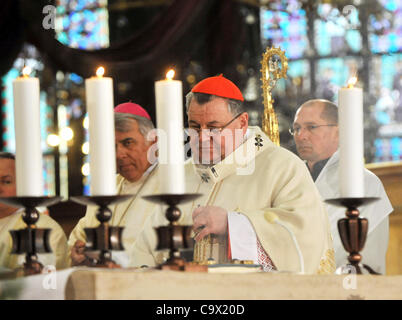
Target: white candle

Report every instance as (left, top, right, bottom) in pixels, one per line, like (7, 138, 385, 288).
(338, 77, 364, 197)
(12, 67, 44, 196)
(155, 70, 185, 194)
(85, 67, 116, 195)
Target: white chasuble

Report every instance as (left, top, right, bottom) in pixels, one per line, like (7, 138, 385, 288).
(315, 151, 393, 274)
(129, 127, 336, 274)
(67, 164, 160, 266)
(0, 210, 69, 270)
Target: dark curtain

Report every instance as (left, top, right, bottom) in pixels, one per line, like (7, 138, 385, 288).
(0, 0, 250, 79)
(0, 0, 257, 197)
(0, 0, 24, 76)
(16, 0, 214, 80)
(0, 0, 250, 117)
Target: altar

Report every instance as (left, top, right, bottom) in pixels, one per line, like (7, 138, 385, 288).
(1, 268, 402, 300)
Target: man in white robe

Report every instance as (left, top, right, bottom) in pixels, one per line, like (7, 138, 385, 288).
(68, 103, 160, 266)
(0, 152, 68, 270)
(128, 75, 335, 274)
(292, 99, 393, 274)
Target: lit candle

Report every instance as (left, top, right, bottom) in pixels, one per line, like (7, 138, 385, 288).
(85, 67, 116, 195)
(155, 69, 185, 194)
(338, 76, 364, 197)
(12, 66, 44, 196)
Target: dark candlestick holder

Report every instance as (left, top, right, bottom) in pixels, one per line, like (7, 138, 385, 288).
(142, 193, 203, 271)
(0, 196, 62, 276)
(325, 197, 380, 275)
(70, 195, 132, 268)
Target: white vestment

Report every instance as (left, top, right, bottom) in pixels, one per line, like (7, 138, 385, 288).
(67, 163, 160, 266)
(315, 150, 393, 274)
(129, 126, 335, 274)
(0, 210, 69, 270)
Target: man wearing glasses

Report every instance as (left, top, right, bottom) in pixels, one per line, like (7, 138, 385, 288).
(292, 99, 393, 274)
(129, 75, 335, 274)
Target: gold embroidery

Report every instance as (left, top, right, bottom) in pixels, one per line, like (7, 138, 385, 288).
(317, 249, 336, 274)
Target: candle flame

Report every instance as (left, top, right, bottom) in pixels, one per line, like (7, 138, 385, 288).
(166, 69, 175, 80)
(22, 66, 31, 78)
(96, 67, 105, 77)
(347, 76, 358, 88)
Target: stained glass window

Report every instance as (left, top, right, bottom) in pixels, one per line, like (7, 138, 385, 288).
(260, 1, 308, 59)
(43, 155, 56, 196)
(261, 1, 402, 163)
(1, 60, 55, 195)
(273, 59, 310, 101)
(55, 0, 110, 195)
(316, 57, 363, 101)
(315, 4, 361, 56)
(369, 0, 402, 53)
(1, 68, 19, 153)
(56, 0, 109, 50)
(371, 53, 402, 161)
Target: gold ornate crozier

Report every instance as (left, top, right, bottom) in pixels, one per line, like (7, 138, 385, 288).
(260, 46, 288, 146)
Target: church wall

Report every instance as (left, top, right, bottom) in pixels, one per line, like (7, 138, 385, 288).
(366, 162, 402, 275)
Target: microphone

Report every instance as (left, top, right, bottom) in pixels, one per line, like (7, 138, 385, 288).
(264, 211, 305, 274)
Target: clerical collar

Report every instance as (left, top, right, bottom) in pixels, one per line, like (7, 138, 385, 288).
(310, 158, 330, 182)
(193, 126, 271, 184)
(194, 129, 250, 169)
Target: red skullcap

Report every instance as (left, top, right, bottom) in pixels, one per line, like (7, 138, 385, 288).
(114, 102, 151, 120)
(191, 74, 244, 101)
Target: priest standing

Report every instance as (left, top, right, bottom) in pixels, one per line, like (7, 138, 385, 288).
(292, 99, 393, 274)
(68, 102, 160, 266)
(129, 75, 335, 274)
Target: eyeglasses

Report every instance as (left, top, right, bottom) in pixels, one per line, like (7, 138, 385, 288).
(186, 112, 244, 137)
(289, 124, 337, 136)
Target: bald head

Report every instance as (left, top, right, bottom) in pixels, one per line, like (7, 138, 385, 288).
(293, 99, 339, 170)
(298, 99, 338, 125)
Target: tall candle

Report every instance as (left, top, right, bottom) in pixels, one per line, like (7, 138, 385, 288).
(85, 67, 116, 195)
(338, 77, 364, 197)
(155, 69, 185, 194)
(12, 66, 44, 196)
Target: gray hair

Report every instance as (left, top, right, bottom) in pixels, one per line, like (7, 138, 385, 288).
(185, 92, 245, 116)
(300, 99, 338, 124)
(114, 112, 155, 137)
(0, 152, 15, 160)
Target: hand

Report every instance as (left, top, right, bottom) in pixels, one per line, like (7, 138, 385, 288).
(192, 206, 228, 241)
(70, 240, 87, 266)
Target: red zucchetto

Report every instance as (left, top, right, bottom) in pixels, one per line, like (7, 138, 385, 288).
(114, 102, 151, 120)
(191, 74, 244, 102)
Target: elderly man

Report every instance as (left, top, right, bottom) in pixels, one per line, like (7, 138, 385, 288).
(68, 102, 160, 266)
(292, 99, 393, 274)
(0, 152, 68, 270)
(129, 75, 335, 274)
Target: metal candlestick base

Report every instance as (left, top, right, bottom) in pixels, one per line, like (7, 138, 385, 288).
(325, 197, 380, 275)
(0, 196, 62, 276)
(143, 193, 204, 271)
(70, 195, 132, 268)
